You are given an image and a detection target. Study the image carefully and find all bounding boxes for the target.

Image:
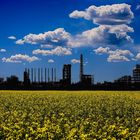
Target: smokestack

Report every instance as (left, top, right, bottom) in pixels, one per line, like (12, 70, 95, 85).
(28, 69, 30, 78)
(52, 68, 53, 82)
(48, 68, 50, 82)
(80, 54, 83, 82)
(54, 68, 56, 82)
(38, 68, 40, 83)
(34, 68, 36, 83)
(45, 68, 47, 83)
(31, 68, 33, 83)
(41, 68, 43, 83)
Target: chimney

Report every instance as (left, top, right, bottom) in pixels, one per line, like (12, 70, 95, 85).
(38, 68, 40, 83)
(41, 68, 43, 83)
(52, 68, 53, 82)
(45, 68, 47, 83)
(31, 68, 33, 83)
(80, 54, 83, 82)
(48, 68, 50, 82)
(34, 68, 36, 83)
(54, 68, 56, 82)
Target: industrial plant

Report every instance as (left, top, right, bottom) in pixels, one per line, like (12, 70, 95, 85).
(0, 54, 140, 90)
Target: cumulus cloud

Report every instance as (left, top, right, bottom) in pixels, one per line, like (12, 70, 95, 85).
(94, 47, 134, 62)
(136, 5, 140, 10)
(48, 59, 54, 63)
(69, 3, 134, 25)
(107, 49, 134, 62)
(94, 47, 133, 56)
(69, 24, 134, 47)
(94, 47, 110, 54)
(135, 53, 140, 60)
(108, 49, 134, 57)
(107, 54, 130, 62)
(71, 59, 80, 64)
(2, 54, 39, 63)
(0, 49, 6, 52)
(69, 3, 134, 48)
(41, 44, 53, 48)
(15, 4, 134, 49)
(15, 28, 71, 48)
(8, 36, 16, 40)
(33, 46, 72, 56)
(15, 39, 24, 45)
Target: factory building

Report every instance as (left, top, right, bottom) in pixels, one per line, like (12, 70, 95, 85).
(133, 64, 140, 83)
(115, 75, 132, 84)
(80, 54, 93, 86)
(23, 68, 30, 85)
(62, 64, 71, 86)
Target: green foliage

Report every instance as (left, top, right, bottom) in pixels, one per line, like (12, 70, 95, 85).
(0, 91, 139, 139)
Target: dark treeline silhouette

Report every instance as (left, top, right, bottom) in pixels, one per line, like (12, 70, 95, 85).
(0, 55, 140, 90)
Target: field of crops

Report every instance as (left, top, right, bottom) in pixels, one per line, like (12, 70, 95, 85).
(0, 91, 139, 139)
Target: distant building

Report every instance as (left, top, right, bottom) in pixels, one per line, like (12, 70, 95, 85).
(80, 54, 84, 82)
(133, 64, 140, 83)
(0, 77, 4, 83)
(80, 54, 93, 86)
(62, 64, 71, 85)
(6, 75, 19, 86)
(81, 74, 93, 86)
(23, 68, 30, 85)
(115, 75, 131, 84)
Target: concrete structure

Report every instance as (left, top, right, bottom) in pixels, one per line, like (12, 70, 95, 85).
(80, 54, 83, 82)
(63, 64, 71, 85)
(23, 68, 30, 85)
(115, 75, 131, 84)
(133, 64, 140, 83)
(80, 54, 93, 86)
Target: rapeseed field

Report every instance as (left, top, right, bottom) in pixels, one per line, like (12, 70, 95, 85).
(0, 91, 139, 139)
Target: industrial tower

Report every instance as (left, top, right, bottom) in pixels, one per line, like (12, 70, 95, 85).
(80, 54, 83, 82)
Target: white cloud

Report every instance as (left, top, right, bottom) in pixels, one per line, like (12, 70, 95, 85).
(71, 59, 80, 64)
(94, 47, 134, 62)
(0, 49, 6, 52)
(48, 59, 54, 63)
(15, 28, 71, 47)
(69, 3, 134, 25)
(33, 46, 72, 56)
(94, 47, 110, 54)
(107, 49, 133, 62)
(12, 3, 133, 52)
(15, 39, 24, 45)
(136, 5, 140, 10)
(108, 49, 134, 57)
(69, 24, 134, 48)
(94, 47, 134, 56)
(69, 4, 134, 48)
(135, 53, 140, 60)
(41, 44, 53, 48)
(2, 54, 39, 63)
(8, 36, 16, 40)
(107, 54, 130, 62)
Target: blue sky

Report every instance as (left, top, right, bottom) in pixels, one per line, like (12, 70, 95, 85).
(0, 0, 140, 83)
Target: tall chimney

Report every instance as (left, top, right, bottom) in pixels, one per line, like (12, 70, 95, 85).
(48, 68, 50, 82)
(38, 68, 40, 83)
(34, 68, 36, 83)
(54, 68, 56, 82)
(41, 68, 43, 83)
(45, 68, 47, 83)
(52, 68, 53, 82)
(80, 54, 83, 82)
(28, 69, 30, 79)
(31, 68, 33, 83)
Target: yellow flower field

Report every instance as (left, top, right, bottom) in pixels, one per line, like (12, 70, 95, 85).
(0, 91, 140, 139)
